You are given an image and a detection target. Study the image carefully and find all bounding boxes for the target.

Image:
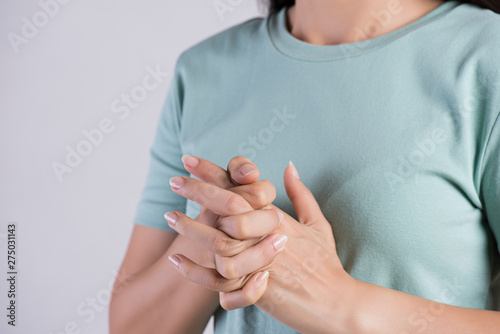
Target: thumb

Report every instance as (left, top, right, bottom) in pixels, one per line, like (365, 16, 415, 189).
(284, 161, 327, 229)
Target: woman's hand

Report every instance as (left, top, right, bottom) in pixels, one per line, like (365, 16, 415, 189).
(167, 157, 500, 334)
(182, 154, 277, 227)
(172, 155, 282, 273)
(167, 160, 358, 333)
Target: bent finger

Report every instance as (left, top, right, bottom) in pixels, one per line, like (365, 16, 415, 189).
(168, 253, 246, 293)
(215, 233, 287, 279)
(165, 210, 256, 257)
(217, 209, 283, 240)
(181, 155, 261, 188)
(229, 180, 277, 210)
(226, 156, 261, 185)
(181, 155, 234, 188)
(219, 271, 269, 310)
(169, 176, 253, 216)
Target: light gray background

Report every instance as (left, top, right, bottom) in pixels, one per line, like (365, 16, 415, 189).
(0, 1, 262, 333)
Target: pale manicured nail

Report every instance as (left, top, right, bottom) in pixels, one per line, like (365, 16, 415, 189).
(169, 177, 184, 189)
(255, 271, 269, 288)
(289, 160, 300, 179)
(164, 211, 178, 227)
(168, 255, 181, 268)
(277, 210, 284, 224)
(182, 155, 199, 168)
(272, 235, 288, 251)
(240, 164, 257, 176)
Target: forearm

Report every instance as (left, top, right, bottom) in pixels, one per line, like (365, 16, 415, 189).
(109, 235, 219, 334)
(258, 272, 500, 334)
(341, 280, 500, 334)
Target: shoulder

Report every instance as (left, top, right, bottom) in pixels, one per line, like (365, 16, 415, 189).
(456, 6, 500, 145)
(451, 2, 500, 23)
(443, 4, 500, 96)
(447, 3, 500, 50)
(176, 17, 266, 72)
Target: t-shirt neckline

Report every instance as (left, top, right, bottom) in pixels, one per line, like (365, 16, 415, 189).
(267, 1, 461, 61)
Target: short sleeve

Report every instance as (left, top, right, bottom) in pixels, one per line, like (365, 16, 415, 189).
(477, 28, 500, 253)
(133, 58, 188, 232)
(481, 111, 500, 251)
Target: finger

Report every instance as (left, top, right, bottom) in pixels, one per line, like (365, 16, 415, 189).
(226, 156, 260, 185)
(181, 155, 234, 188)
(229, 180, 277, 210)
(215, 233, 287, 279)
(195, 206, 219, 228)
(165, 210, 256, 257)
(284, 161, 326, 226)
(216, 209, 283, 240)
(181, 155, 261, 188)
(169, 176, 253, 216)
(219, 271, 269, 310)
(168, 254, 247, 293)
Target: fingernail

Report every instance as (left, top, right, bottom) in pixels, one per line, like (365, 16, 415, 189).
(164, 211, 178, 227)
(182, 155, 199, 168)
(168, 255, 181, 268)
(277, 210, 284, 224)
(169, 177, 184, 189)
(273, 235, 288, 251)
(240, 164, 257, 176)
(255, 271, 269, 288)
(289, 161, 300, 179)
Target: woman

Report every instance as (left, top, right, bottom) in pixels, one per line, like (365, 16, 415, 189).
(109, 0, 500, 332)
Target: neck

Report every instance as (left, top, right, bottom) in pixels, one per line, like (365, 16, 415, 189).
(286, 0, 445, 45)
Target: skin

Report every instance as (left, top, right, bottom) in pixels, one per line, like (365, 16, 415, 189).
(287, 0, 446, 45)
(109, 156, 279, 334)
(168, 157, 500, 333)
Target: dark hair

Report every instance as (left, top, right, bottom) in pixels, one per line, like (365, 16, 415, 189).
(263, 0, 500, 15)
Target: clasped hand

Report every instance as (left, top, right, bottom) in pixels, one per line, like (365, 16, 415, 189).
(164, 156, 357, 333)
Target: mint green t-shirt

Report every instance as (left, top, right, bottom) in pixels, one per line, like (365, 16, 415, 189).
(134, 1, 500, 332)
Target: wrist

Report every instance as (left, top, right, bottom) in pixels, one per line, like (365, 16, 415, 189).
(322, 273, 366, 334)
(339, 279, 392, 334)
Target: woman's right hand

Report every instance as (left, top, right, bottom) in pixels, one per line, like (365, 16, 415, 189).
(174, 155, 281, 274)
(110, 155, 278, 334)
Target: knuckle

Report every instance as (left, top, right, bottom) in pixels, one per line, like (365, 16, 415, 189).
(235, 215, 249, 238)
(242, 290, 257, 306)
(187, 179, 200, 197)
(223, 279, 243, 293)
(181, 263, 192, 279)
(198, 181, 216, 200)
(261, 180, 277, 201)
(249, 185, 268, 208)
(202, 274, 219, 290)
(205, 165, 228, 188)
(205, 185, 218, 199)
(207, 165, 220, 181)
(224, 195, 247, 214)
(249, 181, 276, 208)
(210, 234, 230, 255)
(217, 172, 230, 188)
(217, 257, 238, 279)
(219, 296, 233, 311)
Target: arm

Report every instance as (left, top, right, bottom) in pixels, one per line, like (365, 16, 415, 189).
(345, 280, 500, 334)
(109, 225, 218, 334)
(166, 158, 500, 333)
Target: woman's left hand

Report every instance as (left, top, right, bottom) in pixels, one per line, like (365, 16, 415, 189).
(166, 161, 359, 333)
